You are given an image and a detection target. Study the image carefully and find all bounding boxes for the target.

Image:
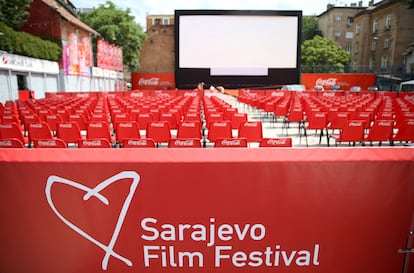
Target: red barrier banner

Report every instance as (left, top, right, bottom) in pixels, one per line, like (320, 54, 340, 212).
(301, 73, 376, 91)
(0, 148, 413, 273)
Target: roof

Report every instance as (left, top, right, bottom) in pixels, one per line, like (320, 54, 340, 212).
(41, 0, 99, 36)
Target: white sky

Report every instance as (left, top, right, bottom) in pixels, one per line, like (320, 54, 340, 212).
(70, 0, 378, 30)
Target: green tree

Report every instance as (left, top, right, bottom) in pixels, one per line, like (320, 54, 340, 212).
(302, 16, 323, 42)
(0, 0, 33, 29)
(301, 35, 350, 73)
(80, 1, 146, 71)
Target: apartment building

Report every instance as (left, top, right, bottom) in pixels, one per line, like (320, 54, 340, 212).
(352, 0, 414, 79)
(317, 2, 366, 54)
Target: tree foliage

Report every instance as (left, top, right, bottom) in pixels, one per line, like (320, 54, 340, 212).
(80, 1, 146, 71)
(302, 16, 323, 42)
(301, 35, 350, 73)
(0, 0, 33, 29)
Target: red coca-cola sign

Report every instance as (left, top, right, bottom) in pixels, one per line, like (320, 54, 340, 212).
(132, 73, 175, 90)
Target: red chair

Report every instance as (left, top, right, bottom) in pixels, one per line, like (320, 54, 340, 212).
(22, 114, 41, 133)
(329, 120, 365, 146)
(364, 120, 394, 146)
(214, 138, 247, 148)
(392, 119, 414, 144)
(206, 121, 232, 147)
(237, 121, 263, 144)
(146, 121, 171, 145)
(282, 108, 304, 136)
(56, 121, 82, 147)
(116, 121, 141, 144)
(0, 122, 28, 145)
(327, 112, 350, 133)
(112, 113, 130, 129)
(301, 112, 329, 147)
(176, 121, 202, 140)
(34, 138, 67, 148)
(160, 112, 178, 130)
(78, 138, 111, 148)
(259, 138, 292, 147)
(0, 138, 25, 148)
(86, 121, 115, 145)
(136, 113, 154, 131)
(27, 122, 54, 146)
(121, 138, 156, 148)
(168, 138, 202, 148)
(231, 113, 248, 130)
(69, 114, 88, 131)
(183, 112, 201, 123)
(46, 114, 63, 134)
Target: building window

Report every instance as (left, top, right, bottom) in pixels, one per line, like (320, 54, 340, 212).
(163, 18, 169, 25)
(369, 57, 374, 70)
(153, 18, 161, 25)
(355, 24, 361, 34)
(353, 60, 358, 72)
(384, 38, 390, 49)
(381, 55, 388, 69)
(335, 15, 341, 21)
(385, 14, 392, 29)
(371, 40, 377, 51)
(372, 19, 378, 33)
(345, 42, 352, 54)
(334, 31, 341, 38)
(347, 17, 353, 24)
(354, 42, 359, 54)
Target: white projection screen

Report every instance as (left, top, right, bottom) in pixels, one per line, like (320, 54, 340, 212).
(175, 10, 302, 89)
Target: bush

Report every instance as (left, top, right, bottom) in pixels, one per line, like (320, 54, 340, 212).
(0, 22, 61, 61)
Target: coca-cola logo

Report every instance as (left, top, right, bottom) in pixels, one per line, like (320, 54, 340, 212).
(173, 139, 196, 146)
(138, 77, 160, 86)
(316, 78, 337, 86)
(220, 139, 243, 146)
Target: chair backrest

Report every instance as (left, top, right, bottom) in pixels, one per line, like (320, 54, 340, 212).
(78, 138, 111, 148)
(56, 122, 82, 145)
(355, 112, 373, 128)
(231, 113, 248, 130)
(116, 121, 141, 143)
(22, 114, 41, 129)
(34, 138, 67, 148)
(259, 138, 292, 147)
(365, 120, 393, 142)
(112, 113, 130, 128)
(176, 121, 202, 139)
(0, 122, 26, 144)
(121, 138, 156, 148)
(214, 138, 247, 148)
(338, 120, 365, 142)
(207, 121, 232, 142)
(237, 121, 263, 142)
(86, 121, 112, 142)
(146, 121, 171, 143)
(393, 119, 414, 142)
(0, 138, 25, 148)
(28, 122, 53, 144)
(206, 112, 224, 128)
(56, 109, 70, 121)
(69, 114, 88, 130)
(168, 138, 201, 148)
(160, 112, 178, 129)
(46, 114, 63, 132)
(329, 112, 350, 130)
(306, 112, 328, 130)
(183, 112, 201, 123)
(136, 113, 154, 130)
(286, 108, 304, 122)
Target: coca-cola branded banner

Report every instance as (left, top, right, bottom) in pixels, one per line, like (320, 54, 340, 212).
(301, 73, 376, 91)
(62, 32, 92, 77)
(131, 73, 175, 90)
(0, 148, 413, 273)
(97, 39, 123, 71)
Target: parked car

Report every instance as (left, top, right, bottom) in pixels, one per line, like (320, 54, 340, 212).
(313, 85, 324, 91)
(281, 84, 306, 91)
(330, 85, 342, 91)
(349, 86, 362, 92)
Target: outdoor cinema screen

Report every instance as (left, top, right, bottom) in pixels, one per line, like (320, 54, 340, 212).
(174, 10, 302, 89)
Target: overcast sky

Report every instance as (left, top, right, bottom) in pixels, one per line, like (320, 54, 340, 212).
(70, 0, 377, 30)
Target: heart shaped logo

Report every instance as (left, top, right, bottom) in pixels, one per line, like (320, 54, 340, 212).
(45, 171, 140, 270)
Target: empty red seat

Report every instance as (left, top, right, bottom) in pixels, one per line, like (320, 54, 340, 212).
(34, 138, 67, 148)
(214, 138, 247, 148)
(168, 138, 201, 148)
(78, 138, 111, 148)
(259, 138, 292, 147)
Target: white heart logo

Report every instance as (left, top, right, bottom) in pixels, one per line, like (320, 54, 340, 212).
(45, 171, 140, 270)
